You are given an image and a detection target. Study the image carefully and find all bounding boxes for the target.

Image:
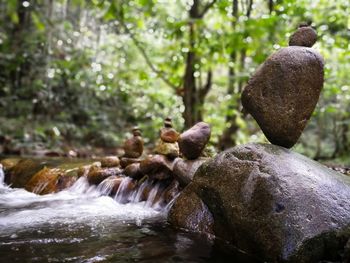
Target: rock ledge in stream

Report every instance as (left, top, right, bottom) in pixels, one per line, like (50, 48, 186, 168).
(169, 143, 350, 263)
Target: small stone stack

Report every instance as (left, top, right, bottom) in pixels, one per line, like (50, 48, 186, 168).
(241, 24, 324, 148)
(154, 117, 179, 159)
(120, 127, 144, 168)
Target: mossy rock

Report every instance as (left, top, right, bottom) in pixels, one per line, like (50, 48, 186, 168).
(10, 159, 49, 188)
(25, 167, 62, 194)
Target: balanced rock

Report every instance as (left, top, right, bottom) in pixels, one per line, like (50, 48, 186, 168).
(169, 143, 350, 262)
(289, 25, 317, 47)
(123, 127, 144, 158)
(241, 31, 324, 148)
(160, 117, 179, 143)
(178, 122, 211, 160)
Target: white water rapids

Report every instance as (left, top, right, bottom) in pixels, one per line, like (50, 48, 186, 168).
(0, 165, 168, 234)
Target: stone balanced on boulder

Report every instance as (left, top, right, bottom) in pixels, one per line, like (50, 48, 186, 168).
(241, 25, 324, 148)
(120, 127, 144, 168)
(154, 117, 180, 159)
(178, 122, 211, 159)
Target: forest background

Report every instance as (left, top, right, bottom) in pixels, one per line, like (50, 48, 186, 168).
(0, 0, 349, 163)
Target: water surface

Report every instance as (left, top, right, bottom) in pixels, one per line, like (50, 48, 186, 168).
(0, 166, 258, 263)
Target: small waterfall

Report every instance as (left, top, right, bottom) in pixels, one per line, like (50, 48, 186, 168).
(0, 165, 5, 188)
(32, 182, 50, 194)
(96, 177, 117, 196)
(130, 179, 149, 203)
(145, 183, 160, 208)
(114, 177, 133, 203)
(67, 177, 97, 196)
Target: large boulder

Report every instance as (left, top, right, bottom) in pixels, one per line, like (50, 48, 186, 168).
(241, 47, 324, 148)
(169, 143, 350, 262)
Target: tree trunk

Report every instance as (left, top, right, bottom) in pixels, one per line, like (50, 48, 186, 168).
(182, 0, 216, 129)
(218, 0, 239, 150)
(183, 21, 197, 128)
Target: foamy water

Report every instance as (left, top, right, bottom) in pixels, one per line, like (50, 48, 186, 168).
(0, 168, 163, 234)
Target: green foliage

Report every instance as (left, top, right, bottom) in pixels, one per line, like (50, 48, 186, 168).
(0, 0, 349, 160)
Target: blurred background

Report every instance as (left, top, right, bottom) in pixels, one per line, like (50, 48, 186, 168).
(0, 0, 349, 162)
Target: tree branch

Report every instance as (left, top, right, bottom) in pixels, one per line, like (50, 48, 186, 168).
(119, 22, 178, 90)
(246, 0, 253, 17)
(199, 0, 217, 18)
(199, 70, 212, 102)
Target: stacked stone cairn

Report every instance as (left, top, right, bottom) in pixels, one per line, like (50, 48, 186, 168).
(168, 26, 350, 263)
(1, 119, 212, 208)
(241, 24, 324, 148)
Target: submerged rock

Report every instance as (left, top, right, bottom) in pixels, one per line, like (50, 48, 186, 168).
(178, 122, 211, 160)
(169, 143, 350, 262)
(241, 46, 324, 148)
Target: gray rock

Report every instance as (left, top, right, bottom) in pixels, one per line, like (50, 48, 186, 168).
(169, 143, 350, 262)
(289, 26, 317, 47)
(168, 187, 214, 235)
(178, 122, 211, 159)
(241, 47, 324, 148)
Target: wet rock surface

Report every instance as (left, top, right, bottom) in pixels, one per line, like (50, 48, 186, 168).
(173, 157, 208, 187)
(25, 167, 62, 194)
(100, 156, 120, 168)
(169, 187, 214, 235)
(8, 159, 56, 188)
(87, 166, 123, 185)
(139, 154, 174, 176)
(169, 143, 350, 262)
(124, 163, 143, 179)
(241, 46, 324, 148)
(178, 122, 211, 160)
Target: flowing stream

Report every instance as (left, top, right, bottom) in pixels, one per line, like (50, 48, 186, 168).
(0, 164, 258, 262)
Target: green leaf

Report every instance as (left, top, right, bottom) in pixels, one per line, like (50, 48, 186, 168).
(32, 12, 45, 31)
